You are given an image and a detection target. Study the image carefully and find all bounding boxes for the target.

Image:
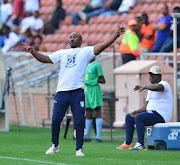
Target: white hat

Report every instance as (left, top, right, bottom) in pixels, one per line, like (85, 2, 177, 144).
(148, 66, 162, 74)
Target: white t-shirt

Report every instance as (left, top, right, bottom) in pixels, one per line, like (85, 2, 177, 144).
(90, 0, 103, 9)
(31, 17, 44, 30)
(20, 16, 35, 31)
(48, 46, 95, 92)
(25, 0, 39, 13)
(118, 0, 135, 13)
(146, 80, 173, 122)
(1, 2, 13, 27)
(2, 32, 20, 54)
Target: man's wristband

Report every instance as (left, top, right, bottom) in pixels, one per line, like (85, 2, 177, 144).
(143, 84, 146, 89)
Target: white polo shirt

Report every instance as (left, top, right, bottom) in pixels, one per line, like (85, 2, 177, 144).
(48, 46, 95, 92)
(146, 80, 173, 122)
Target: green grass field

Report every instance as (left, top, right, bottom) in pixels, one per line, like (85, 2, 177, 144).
(0, 125, 180, 165)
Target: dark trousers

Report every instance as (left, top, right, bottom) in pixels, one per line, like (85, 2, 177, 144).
(160, 36, 180, 52)
(51, 89, 85, 150)
(150, 39, 165, 52)
(125, 111, 165, 146)
(121, 53, 136, 64)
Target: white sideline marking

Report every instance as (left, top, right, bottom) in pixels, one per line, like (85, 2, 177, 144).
(0, 156, 71, 165)
(98, 158, 180, 164)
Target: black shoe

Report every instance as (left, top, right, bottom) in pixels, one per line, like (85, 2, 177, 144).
(92, 139, 101, 143)
(84, 138, 91, 142)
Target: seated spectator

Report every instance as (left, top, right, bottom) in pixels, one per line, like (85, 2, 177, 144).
(1, 0, 13, 28)
(79, 0, 134, 23)
(139, 13, 155, 54)
(31, 11, 44, 34)
(14, 26, 35, 51)
(78, 0, 123, 23)
(32, 35, 47, 52)
(50, 0, 66, 29)
(20, 11, 35, 32)
(24, 0, 40, 13)
(71, 0, 104, 25)
(1, 25, 20, 53)
(116, 66, 173, 150)
(159, 6, 180, 52)
(43, 0, 66, 34)
(151, 3, 172, 52)
(115, 0, 135, 15)
(119, 19, 141, 64)
(12, 0, 25, 25)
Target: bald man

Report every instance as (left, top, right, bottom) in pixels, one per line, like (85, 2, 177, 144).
(22, 25, 125, 156)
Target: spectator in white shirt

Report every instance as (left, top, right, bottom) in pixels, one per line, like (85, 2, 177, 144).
(20, 12, 34, 32)
(117, 0, 135, 15)
(1, 25, 20, 53)
(32, 11, 44, 33)
(24, 0, 40, 13)
(1, 0, 13, 28)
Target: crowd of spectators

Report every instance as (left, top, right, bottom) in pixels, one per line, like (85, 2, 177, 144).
(71, 0, 135, 25)
(0, 0, 180, 59)
(0, 0, 48, 53)
(119, 2, 180, 63)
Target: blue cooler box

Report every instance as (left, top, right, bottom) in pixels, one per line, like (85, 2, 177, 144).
(147, 122, 180, 150)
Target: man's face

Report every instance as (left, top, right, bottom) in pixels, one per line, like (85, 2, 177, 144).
(3, 0, 8, 4)
(69, 32, 82, 48)
(33, 11, 39, 18)
(149, 73, 161, 84)
(161, 4, 168, 16)
(130, 25, 137, 31)
(141, 16, 148, 25)
(2, 28, 9, 35)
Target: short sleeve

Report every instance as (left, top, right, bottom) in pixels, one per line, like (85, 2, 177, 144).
(96, 62, 104, 77)
(48, 50, 62, 64)
(146, 90, 151, 101)
(83, 46, 95, 61)
(159, 81, 169, 92)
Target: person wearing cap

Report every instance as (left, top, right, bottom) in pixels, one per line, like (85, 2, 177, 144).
(116, 66, 173, 150)
(119, 18, 141, 64)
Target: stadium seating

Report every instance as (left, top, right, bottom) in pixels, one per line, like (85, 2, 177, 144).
(39, 0, 179, 57)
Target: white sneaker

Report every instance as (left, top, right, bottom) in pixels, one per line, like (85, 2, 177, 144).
(76, 149, 85, 156)
(78, 11, 87, 21)
(45, 144, 59, 154)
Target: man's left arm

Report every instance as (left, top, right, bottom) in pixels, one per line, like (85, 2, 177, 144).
(134, 84, 164, 92)
(97, 62, 105, 84)
(94, 23, 125, 55)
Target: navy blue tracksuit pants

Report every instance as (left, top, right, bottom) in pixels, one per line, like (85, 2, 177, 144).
(125, 111, 165, 146)
(51, 88, 85, 151)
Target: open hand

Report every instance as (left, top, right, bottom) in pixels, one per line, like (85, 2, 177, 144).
(134, 85, 144, 92)
(130, 111, 138, 118)
(22, 42, 35, 54)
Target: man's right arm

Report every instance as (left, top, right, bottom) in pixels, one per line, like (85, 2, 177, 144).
(130, 101, 148, 118)
(22, 42, 53, 63)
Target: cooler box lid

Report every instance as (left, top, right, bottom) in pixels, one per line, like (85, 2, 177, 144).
(153, 122, 180, 127)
